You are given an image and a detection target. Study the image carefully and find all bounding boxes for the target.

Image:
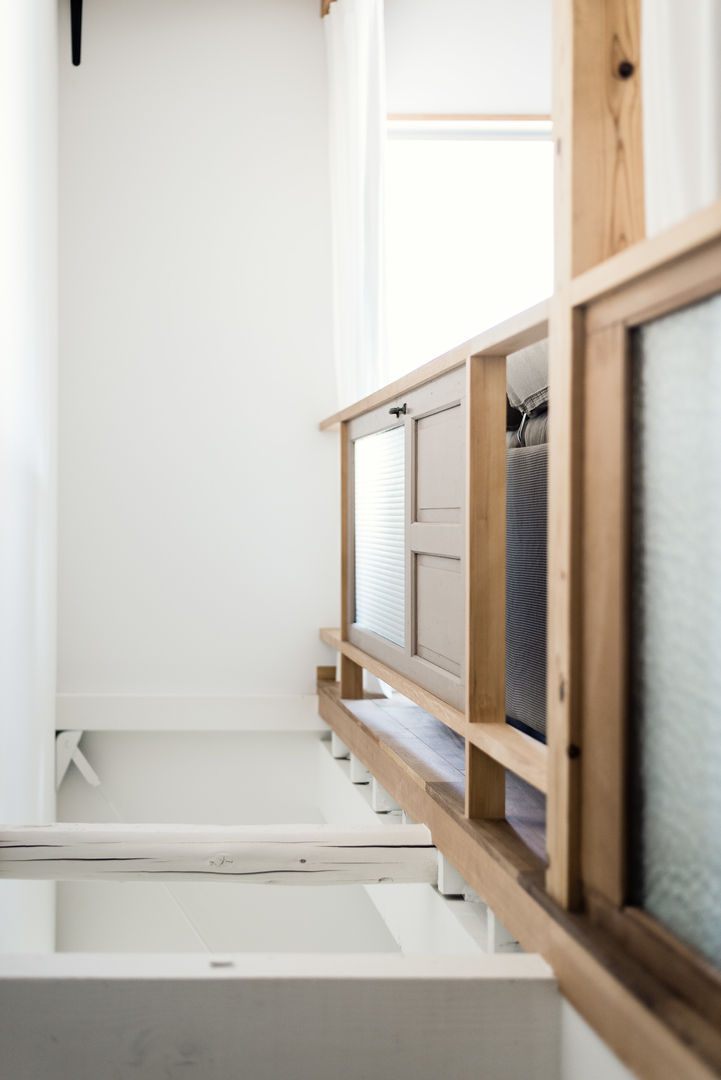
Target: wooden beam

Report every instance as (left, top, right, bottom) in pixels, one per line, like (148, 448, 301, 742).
(0, 954, 559, 1080)
(320, 628, 548, 794)
(546, 0, 644, 911)
(321, 0, 337, 16)
(0, 823, 437, 886)
(465, 354, 507, 819)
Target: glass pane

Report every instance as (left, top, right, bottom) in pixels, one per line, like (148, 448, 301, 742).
(631, 291, 721, 969)
(354, 426, 405, 648)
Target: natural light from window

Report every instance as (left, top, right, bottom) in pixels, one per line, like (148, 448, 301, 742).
(385, 121, 554, 382)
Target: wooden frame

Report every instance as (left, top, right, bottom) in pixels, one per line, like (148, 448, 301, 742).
(318, 106, 721, 1080)
(321, 303, 551, 820)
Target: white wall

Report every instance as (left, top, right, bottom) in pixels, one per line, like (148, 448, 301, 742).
(0, 0, 58, 952)
(384, 0, 551, 115)
(58, 0, 338, 729)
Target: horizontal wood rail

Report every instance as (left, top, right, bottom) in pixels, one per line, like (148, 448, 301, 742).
(0, 823, 436, 886)
(320, 629, 548, 795)
(570, 197, 721, 308)
(319, 299, 549, 430)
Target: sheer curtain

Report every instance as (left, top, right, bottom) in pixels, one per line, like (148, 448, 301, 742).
(642, 0, 721, 236)
(325, 0, 387, 409)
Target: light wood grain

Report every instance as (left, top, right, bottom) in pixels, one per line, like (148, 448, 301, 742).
(465, 743, 505, 820)
(546, 0, 644, 911)
(464, 354, 507, 819)
(580, 324, 629, 906)
(586, 233, 721, 333)
(545, 297, 585, 909)
(0, 823, 437, 886)
(319, 301, 549, 430)
(563, 0, 645, 277)
(571, 197, 721, 308)
(320, 629, 548, 794)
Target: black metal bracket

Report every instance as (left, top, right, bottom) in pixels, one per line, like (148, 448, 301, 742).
(388, 403, 407, 418)
(71, 0, 83, 66)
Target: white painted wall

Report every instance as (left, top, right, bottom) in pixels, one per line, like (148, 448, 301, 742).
(57, 0, 338, 730)
(384, 0, 551, 115)
(0, 0, 58, 953)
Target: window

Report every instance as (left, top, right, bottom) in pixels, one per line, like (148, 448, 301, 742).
(385, 119, 553, 381)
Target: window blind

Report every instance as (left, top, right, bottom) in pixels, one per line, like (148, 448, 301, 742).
(353, 425, 405, 648)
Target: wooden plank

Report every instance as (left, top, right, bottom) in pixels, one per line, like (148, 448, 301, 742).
(0, 954, 559, 1080)
(580, 324, 629, 906)
(320, 629, 548, 793)
(570, 197, 721, 308)
(546, 0, 644, 911)
(318, 686, 721, 1080)
(320, 0, 336, 16)
(585, 233, 721, 334)
(322, 627, 466, 737)
(559, 0, 645, 279)
(0, 823, 437, 886)
(545, 293, 585, 912)
(465, 354, 506, 727)
(465, 353, 507, 819)
(340, 421, 363, 697)
(465, 743, 505, 821)
(319, 301, 549, 430)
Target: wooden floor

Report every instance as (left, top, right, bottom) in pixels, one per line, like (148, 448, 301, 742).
(343, 692, 546, 862)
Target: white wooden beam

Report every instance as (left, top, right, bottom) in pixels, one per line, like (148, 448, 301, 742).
(0, 823, 436, 886)
(0, 953, 559, 1080)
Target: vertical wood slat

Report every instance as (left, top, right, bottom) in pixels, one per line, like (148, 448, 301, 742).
(568, 0, 645, 277)
(580, 323, 630, 907)
(546, 0, 645, 909)
(340, 422, 363, 698)
(465, 354, 506, 820)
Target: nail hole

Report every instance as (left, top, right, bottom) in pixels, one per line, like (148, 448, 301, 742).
(618, 60, 634, 79)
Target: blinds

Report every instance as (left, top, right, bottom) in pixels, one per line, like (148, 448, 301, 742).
(354, 425, 405, 648)
(630, 291, 721, 970)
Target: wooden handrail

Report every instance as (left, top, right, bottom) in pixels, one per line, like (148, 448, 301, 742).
(319, 300, 549, 430)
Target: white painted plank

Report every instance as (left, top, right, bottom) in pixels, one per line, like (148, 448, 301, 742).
(0, 823, 436, 886)
(0, 953, 559, 1080)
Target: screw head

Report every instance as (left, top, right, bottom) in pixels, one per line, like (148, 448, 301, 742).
(618, 60, 634, 79)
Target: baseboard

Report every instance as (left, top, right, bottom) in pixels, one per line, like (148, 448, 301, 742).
(55, 693, 326, 733)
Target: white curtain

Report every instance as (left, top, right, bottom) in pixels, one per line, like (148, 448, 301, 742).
(642, 0, 721, 236)
(325, 0, 387, 409)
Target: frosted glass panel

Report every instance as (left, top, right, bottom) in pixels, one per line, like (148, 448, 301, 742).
(631, 291, 721, 969)
(354, 426, 405, 647)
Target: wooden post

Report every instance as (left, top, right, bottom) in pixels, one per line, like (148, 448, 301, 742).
(546, 0, 644, 908)
(464, 354, 507, 820)
(0, 823, 436, 886)
(340, 420, 364, 697)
